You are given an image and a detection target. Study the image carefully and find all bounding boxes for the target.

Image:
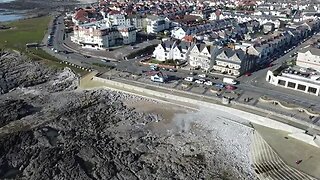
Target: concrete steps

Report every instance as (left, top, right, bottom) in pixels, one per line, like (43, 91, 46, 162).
(251, 131, 315, 180)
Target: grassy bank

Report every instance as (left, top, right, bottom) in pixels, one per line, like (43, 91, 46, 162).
(0, 16, 87, 76)
(0, 16, 50, 50)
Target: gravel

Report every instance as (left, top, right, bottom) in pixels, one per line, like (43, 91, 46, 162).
(0, 51, 256, 179)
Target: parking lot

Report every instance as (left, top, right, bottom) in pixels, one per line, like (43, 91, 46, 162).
(101, 65, 245, 102)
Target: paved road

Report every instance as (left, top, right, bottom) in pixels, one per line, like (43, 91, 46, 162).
(236, 36, 320, 111)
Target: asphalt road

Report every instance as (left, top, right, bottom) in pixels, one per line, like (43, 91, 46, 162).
(46, 14, 320, 114)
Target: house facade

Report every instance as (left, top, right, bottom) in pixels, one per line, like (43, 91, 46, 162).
(188, 43, 219, 70)
(212, 47, 256, 76)
(171, 27, 187, 39)
(146, 16, 170, 34)
(152, 40, 191, 61)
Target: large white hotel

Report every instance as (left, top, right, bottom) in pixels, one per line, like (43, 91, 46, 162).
(71, 21, 136, 50)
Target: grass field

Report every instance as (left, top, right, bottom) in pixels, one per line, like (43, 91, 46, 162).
(0, 16, 87, 76)
(0, 16, 50, 50)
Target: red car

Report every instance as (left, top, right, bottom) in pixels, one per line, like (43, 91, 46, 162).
(245, 72, 252, 76)
(225, 85, 237, 90)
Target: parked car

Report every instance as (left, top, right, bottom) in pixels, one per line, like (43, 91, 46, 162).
(198, 74, 206, 78)
(189, 71, 196, 76)
(184, 76, 194, 82)
(215, 83, 224, 88)
(225, 85, 236, 90)
(150, 65, 158, 71)
(169, 68, 177, 72)
(101, 59, 110, 63)
(223, 77, 237, 85)
(204, 81, 213, 86)
(245, 72, 252, 76)
(195, 79, 205, 84)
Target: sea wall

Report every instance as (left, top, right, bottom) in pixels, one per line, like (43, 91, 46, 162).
(91, 76, 320, 148)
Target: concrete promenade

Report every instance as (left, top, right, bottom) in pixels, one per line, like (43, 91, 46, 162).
(80, 72, 320, 148)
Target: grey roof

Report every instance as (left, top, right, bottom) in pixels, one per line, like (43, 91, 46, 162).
(162, 40, 176, 49)
(216, 47, 246, 61)
(180, 41, 192, 50)
(299, 46, 320, 56)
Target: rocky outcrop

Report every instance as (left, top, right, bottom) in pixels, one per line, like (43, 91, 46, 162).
(0, 51, 256, 180)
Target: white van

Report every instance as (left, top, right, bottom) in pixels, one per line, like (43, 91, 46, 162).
(223, 77, 237, 85)
(184, 76, 194, 82)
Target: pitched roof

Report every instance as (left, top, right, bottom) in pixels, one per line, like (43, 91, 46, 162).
(177, 41, 192, 50)
(217, 47, 246, 61)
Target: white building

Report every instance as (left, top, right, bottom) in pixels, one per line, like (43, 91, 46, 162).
(146, 16, 170, 34)
(297, 46, 320, 72)
(152, 40, 191, 62)
(117, 25, 137, 45)
(106, 13, 130, 26)
(101, 11, 144, 30)
(266, 68, 320, 96)
(71, 21, 136, 49)
(171, 27, 187, 40)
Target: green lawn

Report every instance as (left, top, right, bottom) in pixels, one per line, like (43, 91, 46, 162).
(0, 16, 50, 50)
(0, 16, 88, 76)
(149, 59, 177, 66)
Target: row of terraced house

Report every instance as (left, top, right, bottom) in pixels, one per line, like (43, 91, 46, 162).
(152, 18, 320, 77)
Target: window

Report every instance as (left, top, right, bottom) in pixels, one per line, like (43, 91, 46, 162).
(278, 80, 286, 86)
(308, 87, 317, 94)
(297, 84, 306, 91)
(287, 82, 296, 88)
